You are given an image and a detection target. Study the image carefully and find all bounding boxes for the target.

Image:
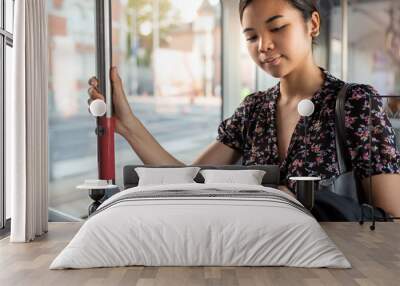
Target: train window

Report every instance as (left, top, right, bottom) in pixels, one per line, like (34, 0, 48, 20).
(112, 0, 222, 175)
(47, 0, 222, 220)
(5, 0, 15, 33)
(4, 44, 12, 221)
(329, 0, 400, 97)
(348, 0, 399, 96)
(1, 0, 14, 229)
(48, 1, 97, 220)
(239, 31, 257, 99)
(0, 0, 3, 229)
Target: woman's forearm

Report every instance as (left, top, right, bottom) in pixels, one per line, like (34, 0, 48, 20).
(362, 174, 400, 217)
(123, 115, 185, 166)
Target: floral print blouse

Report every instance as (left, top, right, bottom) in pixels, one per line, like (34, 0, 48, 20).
(216, 69, 400, 190)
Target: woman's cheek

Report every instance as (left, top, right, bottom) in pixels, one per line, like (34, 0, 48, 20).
(287, 29, 312, 59)
(248, 44, 259, 64)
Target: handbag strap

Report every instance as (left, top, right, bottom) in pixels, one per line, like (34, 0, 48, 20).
(335, 83, 355, 174)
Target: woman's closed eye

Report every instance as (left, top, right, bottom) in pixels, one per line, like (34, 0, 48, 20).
(246, 35, 258, 42)
(270, 24, 288, 33)
(246, 25, 289, 42)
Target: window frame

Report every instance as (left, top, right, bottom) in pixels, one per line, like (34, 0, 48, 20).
(1, 0, 14, 231)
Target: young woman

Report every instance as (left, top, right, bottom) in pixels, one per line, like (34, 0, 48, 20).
(88, 0, 400, 216)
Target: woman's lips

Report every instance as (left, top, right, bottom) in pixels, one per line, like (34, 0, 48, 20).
(261, 56, 282, 66)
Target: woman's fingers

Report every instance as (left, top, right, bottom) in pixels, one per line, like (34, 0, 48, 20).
(110, 67, 124, 95)
(88, 86, 104, 101)
(110, 66, 121, 83)
(88, 76, 101, 101)
(88, 76, 98, 87)
(87, 88, 105, 115)
(92, 68, 123, 96)
(87, 76, 103, 115)
(110, 67, 131, 109)
(87, 87, 95, 100)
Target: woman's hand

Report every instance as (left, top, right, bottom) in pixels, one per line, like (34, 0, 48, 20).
(87, 66, 184, 165)
(87, 66, 136, 137)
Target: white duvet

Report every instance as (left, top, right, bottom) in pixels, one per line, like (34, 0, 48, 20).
(50, 183, 351, 269)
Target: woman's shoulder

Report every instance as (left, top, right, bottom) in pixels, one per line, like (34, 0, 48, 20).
(327, 77, 381, 106)
(342, 83, 385, 114)
(240, 84, 279, 107)
(336, 83, 384, 119)
(322, 69, 380, 101)
(346, 83, 380, 99)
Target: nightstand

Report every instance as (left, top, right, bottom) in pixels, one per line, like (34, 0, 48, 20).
(77, 180, 120, 215)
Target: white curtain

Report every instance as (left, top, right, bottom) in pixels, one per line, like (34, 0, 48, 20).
(6, 0, 48, 242)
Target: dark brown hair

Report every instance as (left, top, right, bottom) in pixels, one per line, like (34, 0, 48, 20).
(239, 0, 321, 23)
(239, 0, 322, 47)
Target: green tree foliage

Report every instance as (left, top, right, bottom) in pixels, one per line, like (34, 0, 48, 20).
(125, 0, 180, 66)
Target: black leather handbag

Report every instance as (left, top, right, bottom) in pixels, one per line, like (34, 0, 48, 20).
(313, 84, 389, 221)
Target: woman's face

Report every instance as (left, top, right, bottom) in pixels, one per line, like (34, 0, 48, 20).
(241, 0, 319, 78)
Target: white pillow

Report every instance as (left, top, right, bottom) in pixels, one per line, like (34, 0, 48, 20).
(200, 169, 266, 185)
(135, 167, 201, 186)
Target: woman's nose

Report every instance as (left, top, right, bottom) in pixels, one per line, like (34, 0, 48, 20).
(258, 36, 274, 53)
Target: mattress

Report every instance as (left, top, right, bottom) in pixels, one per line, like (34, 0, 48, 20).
(50, 183, 351, 269)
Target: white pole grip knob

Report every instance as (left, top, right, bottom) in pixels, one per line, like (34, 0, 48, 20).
(89, 99, 107, 117)
(297, 99, 315, 117)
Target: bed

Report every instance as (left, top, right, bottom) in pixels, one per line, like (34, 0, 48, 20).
(49, 165, 350, 269)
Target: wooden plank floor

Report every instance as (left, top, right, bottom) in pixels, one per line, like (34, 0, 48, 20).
(0, 222, 399, 286)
